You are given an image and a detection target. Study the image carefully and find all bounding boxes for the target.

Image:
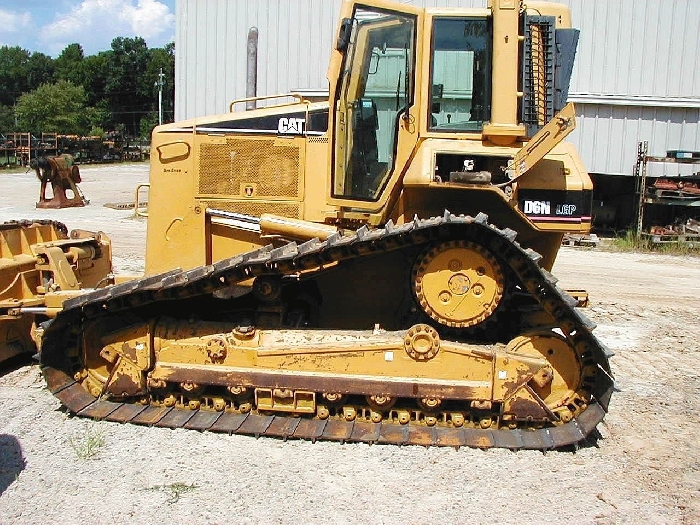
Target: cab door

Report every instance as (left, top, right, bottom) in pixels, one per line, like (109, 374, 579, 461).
(331, 5, 420, 210)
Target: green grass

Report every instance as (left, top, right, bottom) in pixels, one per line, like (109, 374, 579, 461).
(67, 424, 106, 460)
(145, 482, 199, 504)
(0, 165, 32, 174)
(605, 230, 699, 255)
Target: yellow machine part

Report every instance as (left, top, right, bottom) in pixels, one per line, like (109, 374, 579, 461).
(0, 221, 113, 363)
(81, 318, 590, 427)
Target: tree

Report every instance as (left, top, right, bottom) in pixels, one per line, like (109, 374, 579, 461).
(15, 80, 89, 134)
(139, 113, 159, 140)
(0, 39, 174, 137)
(0, 104, 15, 130)
(144, 42, 175, 123)
(0, 46, 56, 107)
(105, 37, 151, 134)
(0, 46, 32, 106)
(27, 52, 55, 91)
(83, 103, 111, 133)
(81, 52, 110, 107)
(54, 43, 85, 85)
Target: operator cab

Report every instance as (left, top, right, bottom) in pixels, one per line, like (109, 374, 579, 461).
(331, 5, 497, 204)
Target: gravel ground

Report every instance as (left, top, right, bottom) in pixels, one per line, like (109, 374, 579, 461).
(1, 164, 698, 524)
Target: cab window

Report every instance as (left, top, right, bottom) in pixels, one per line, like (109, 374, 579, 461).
(429, 18, 492, 132)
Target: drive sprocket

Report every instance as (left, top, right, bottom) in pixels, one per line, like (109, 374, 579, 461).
(412, 240, 504, 328)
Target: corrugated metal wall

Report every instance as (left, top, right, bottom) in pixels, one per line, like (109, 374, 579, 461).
(561, 0, 700, 176)
(565, 0, 699, 98)
(175, 0, 342, 120)
(176, 0, 700, 177)
(574, 105, 700, 177)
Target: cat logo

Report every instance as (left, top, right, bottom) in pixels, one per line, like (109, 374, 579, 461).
(278, 117, 305, 135)
(241, 183, 257, 198)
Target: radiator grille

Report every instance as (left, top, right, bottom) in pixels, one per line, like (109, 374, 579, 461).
(521, 16, 555, 137)
(198, 138, 300, 198)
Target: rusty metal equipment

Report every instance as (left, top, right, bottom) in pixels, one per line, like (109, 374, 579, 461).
(643, 219, 700, 247)
(31, 154, 88, 209)
(634, 141, 700, 235)
(32, 0, 613, 450)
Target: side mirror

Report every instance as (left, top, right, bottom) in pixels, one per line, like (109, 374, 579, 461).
(336, 18, 352, 51)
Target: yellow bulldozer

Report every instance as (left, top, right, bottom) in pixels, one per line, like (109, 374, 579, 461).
(4, 0, 613, 449)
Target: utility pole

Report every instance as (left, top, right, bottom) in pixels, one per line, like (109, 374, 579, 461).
(155, 68, 165, 125)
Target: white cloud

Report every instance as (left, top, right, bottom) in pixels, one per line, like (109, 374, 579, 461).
(39, 0, 174, 56)
(0, 8, 32, 35)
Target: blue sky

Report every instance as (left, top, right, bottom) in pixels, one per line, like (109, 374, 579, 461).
(0, 0, 176, 57)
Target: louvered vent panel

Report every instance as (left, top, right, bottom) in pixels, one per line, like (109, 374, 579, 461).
(198, 138, 300, 198)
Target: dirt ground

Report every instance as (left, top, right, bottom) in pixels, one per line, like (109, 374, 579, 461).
(0, 164, 698, 524)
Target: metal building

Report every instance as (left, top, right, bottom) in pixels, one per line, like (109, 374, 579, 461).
(175, 0, 700, 181)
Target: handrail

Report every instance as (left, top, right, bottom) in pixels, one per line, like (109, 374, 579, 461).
(229, 92, 307, 112)
(135, 183, 150, 218)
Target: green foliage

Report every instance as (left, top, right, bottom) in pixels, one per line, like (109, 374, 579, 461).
(0, 46, 56, 106)
(0, 40, 174, 136)
(83, 103, 112, 134)
(15, 80, 89, 134)
(26, 52, 55, 90)
(106, 37, 152, 132)
(0, 46, 32, 106)
(89, 126, 106, 138)
(608, 230, 699, 255)
(54, 43, 85, 85)
(146, 45, 175, 125)
(608, 230, 641, 250)
(81, 52, 110, 107)
(0, 104, 15, 130)
(139, 113, 159, 140)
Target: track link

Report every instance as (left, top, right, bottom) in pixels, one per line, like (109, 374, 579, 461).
(41, 212, 614, 450)
(1, 219, 69, 236)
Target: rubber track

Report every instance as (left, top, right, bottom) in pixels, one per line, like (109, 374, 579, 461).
(41, 212, 615, 450)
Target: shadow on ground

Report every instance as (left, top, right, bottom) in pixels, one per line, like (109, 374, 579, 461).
(0, 354, 33, 378)
(0, 434, 25, 495)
